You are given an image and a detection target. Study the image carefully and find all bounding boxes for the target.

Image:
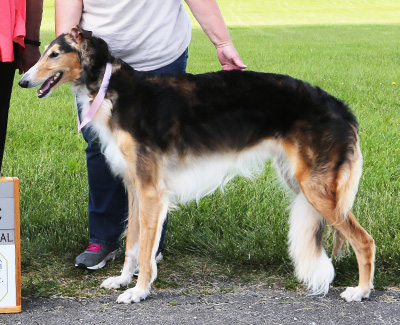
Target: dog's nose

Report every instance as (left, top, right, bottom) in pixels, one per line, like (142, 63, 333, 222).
(18, 79, 29, 88)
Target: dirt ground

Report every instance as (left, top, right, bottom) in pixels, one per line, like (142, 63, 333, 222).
(1, 282, 399, 325)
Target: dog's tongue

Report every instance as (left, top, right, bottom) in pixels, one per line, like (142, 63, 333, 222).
(37, 78, 52, 95)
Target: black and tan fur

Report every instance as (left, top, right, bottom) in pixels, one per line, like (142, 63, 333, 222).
(19, 26, 375, 303)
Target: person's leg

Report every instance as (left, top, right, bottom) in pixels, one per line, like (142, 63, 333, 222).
(0, 46, 17, 174)
(75, 109, 128, 269)
(84, 130, 128, 248)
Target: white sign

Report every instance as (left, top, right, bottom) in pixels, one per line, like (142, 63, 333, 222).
(0, 178, 21, 313)
(0, 247, 17, 306)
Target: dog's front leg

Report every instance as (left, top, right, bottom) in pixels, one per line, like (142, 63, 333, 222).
(116, 185, 168, 303)
(101, 186, 139, 289)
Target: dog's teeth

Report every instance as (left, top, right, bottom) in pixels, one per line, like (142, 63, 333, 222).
(39, 90, 43, 94)
(51, 72, 60, 84)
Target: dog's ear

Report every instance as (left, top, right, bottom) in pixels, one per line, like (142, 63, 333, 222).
(70, 25, 92, 44)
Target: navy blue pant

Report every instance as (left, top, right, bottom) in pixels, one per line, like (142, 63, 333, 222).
(80, 49, 188, 252)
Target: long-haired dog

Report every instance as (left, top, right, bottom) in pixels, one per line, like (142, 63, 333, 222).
(19, 26, 375, 303)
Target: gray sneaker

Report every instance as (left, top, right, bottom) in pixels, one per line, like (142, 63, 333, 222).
(75, 243, 119, 270)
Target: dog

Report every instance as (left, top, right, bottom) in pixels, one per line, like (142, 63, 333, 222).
(19, 26, 375, 304)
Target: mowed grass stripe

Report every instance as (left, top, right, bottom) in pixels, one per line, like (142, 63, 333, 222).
(188, 0, 400, 27)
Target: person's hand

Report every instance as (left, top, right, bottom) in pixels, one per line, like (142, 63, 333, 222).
(216, 41, 247, 71)
(16, 44, 41, 74)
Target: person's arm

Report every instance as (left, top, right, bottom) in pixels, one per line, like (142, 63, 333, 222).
(17, 0, 43, 74)
(185, 0, 246, 71)
(55, 0, 83, 37)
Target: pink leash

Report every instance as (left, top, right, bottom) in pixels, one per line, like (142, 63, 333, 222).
(77, 62, 113, 132)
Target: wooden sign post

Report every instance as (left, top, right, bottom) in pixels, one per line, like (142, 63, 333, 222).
(0, 177, 21, 313)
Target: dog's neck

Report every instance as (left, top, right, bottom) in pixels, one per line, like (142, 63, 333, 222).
(76, 62, 113, 132)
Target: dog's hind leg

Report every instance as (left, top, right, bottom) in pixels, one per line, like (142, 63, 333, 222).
(275, 151, 334, 294)
(296, 141, 375, 301)
(116, 173, 169, 303)
(336, 212, 375, 301)
(101, 186, 140, 290)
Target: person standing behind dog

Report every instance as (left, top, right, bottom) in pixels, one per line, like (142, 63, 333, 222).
(55, 0, 246, 270)
(0, 0, 43, 174)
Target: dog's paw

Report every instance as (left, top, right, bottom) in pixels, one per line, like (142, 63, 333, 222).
(116, 287, 150, 304)
(100, 275, 131, 290)
(340, 286, 368, 302)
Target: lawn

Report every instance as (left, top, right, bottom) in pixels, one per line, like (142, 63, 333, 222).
(2, 0, 399, 296)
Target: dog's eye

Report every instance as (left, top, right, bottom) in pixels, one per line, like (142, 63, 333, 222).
(49, 52, 59, 58)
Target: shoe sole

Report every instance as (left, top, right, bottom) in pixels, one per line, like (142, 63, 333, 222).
(75, 249, 119, 270)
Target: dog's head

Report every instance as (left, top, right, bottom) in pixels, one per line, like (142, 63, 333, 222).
(19, 25, 111, 98)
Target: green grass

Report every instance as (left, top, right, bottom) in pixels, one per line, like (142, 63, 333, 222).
(2, 0, 400, 296)
(188, 0, 400, 27)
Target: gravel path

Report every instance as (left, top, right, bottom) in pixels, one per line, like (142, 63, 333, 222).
(1, 284, 399, 324)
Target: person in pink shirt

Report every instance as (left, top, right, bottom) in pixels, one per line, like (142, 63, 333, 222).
(0, 0, 43, 173)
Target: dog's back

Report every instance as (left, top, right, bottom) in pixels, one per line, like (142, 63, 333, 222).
(108, 67, 358, 156)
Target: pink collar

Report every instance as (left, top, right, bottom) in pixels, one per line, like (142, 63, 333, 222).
(77, 62, 113, 132)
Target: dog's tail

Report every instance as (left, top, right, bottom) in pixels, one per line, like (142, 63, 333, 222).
(288, 192, 335, 295)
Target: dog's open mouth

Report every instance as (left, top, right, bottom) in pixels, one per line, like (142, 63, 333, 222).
(37, 72, 63, 98)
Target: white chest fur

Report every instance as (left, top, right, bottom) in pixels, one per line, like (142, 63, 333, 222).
(74, 86, 127, 180)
